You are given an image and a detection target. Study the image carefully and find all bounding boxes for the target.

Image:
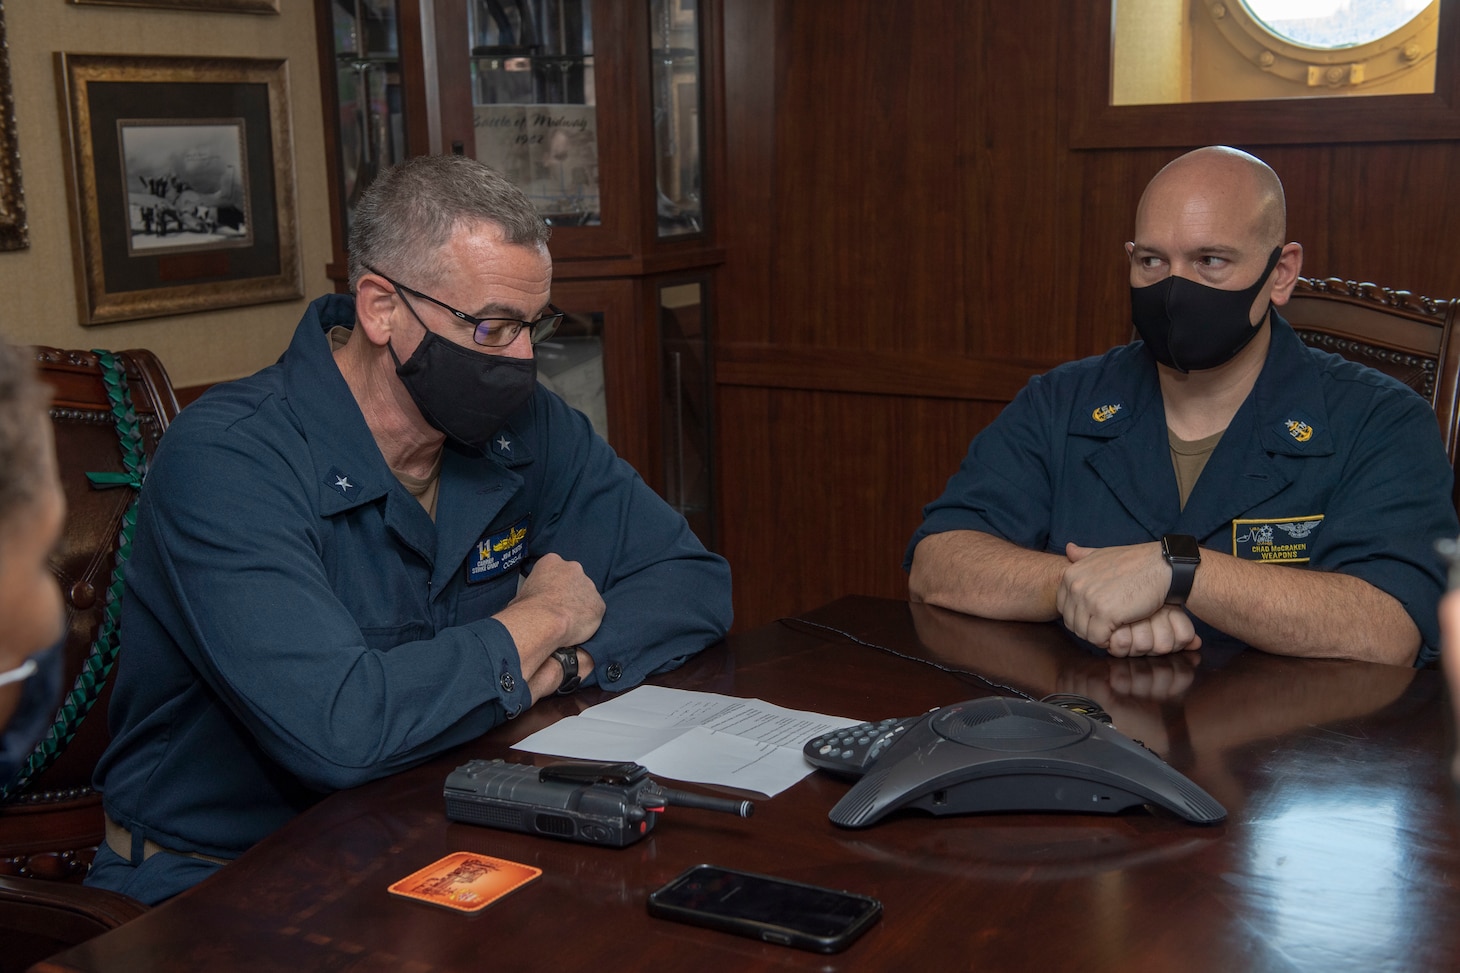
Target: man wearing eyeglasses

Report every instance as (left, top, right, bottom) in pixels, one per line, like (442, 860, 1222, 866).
(86, 154, 732, 905)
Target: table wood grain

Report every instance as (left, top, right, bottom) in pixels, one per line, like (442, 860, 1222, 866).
(33, 597, 1460, 972)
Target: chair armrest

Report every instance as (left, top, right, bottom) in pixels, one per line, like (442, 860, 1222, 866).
(0, 873, 147, 969)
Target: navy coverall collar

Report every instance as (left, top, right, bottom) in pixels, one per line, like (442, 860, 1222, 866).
(281, 294, 536, 585)
(1076, 311, 1334, 541)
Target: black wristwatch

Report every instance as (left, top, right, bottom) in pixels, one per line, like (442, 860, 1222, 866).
(551, 646, 581, 695)
(1161, 534, 1201, 606)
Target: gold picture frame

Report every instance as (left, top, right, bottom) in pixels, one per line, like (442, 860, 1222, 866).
(68, 0, 280, 13)
(0, 3, 28, 251)
(57, 53, 301, 325)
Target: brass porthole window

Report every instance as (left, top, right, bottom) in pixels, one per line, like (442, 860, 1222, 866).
(1207, 0, 1439, 92)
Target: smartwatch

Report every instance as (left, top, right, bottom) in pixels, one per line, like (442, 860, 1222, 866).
(1161, 534, 1201, 606)
(551, 646, 581, 695)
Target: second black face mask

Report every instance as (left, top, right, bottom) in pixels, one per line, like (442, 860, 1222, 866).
(1130, 247, 1283, 373)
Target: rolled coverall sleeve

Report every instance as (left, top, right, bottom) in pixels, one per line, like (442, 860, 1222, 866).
(906, 374, 1062, 568)
(517, 391, 732, 690)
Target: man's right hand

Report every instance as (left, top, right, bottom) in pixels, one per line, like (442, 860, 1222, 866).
(510, 553, 606, 649)
(1059, 543, 1200, 655)
(494, 554, 606, 691)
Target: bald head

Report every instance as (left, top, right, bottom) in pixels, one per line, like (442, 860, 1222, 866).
(1127, 145, 1303, 333)
(1136, 146, 1286, 250)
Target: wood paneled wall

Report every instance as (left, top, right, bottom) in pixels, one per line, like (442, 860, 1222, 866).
(715, 0, 1460, 630)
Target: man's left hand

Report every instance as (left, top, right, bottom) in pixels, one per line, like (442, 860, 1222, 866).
(1106, 605, 1202, 657)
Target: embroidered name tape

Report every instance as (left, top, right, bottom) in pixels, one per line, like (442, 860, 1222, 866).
(468, 516, 530, 584)
(1232, 515, 1323, 563)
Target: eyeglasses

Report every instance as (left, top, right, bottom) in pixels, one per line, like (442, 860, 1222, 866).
(367, 268, 564, 348)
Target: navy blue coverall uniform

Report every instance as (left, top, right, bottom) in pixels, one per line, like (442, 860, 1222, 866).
(907, 311, 1457, 664)
(87, 294, 733, 903)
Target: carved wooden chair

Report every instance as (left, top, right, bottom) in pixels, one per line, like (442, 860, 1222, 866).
(0, 874, 146, 973)
(0, 348, 180, 884)
(1285, 276, 1460, 510)
(0, 348, 179, 965)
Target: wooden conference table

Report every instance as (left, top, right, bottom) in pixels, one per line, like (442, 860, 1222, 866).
(33, 596, 1460, 972)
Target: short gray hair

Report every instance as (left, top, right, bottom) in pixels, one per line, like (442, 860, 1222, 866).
(347, 154, 550, 291)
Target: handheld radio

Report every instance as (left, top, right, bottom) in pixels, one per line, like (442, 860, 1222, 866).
(444, 759, 754, 847)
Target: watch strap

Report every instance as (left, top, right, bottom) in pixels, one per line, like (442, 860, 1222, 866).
(1166, 559, 1196, 606)
(551, 646, 581, 695)
(1162, 535, 1200, 606)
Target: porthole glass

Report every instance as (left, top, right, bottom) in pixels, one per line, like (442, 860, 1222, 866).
(1111, 0, 1440, 105)
(1241, 0, 1431, 50)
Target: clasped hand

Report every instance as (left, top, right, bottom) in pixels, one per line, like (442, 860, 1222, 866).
(514, 553, 605, 649)
(501, 553, 607, 703)
(1056, 542, 1202, 656)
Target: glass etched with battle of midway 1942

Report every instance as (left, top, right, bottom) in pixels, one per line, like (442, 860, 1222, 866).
(470, 0, 600, 226)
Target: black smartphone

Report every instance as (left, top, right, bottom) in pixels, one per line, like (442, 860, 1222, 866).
(646, 864, 882, 954)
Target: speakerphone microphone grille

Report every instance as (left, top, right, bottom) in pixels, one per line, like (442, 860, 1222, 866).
(957, 711, 1081, 736)
(1168, 776, 1227, 823)
(935, 699, 1087, 750)
(830, 769, 891, 827)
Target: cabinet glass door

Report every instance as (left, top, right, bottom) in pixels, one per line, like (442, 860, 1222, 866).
(330, 0, 408, 236)
(650, 0, 703, 237)
(537, 309, 608, 440)
(469, 0, 600, 227)
(660, 279, 714, 547)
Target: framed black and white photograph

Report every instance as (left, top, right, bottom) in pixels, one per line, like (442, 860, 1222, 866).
(57, 54, 301, 324)
(68, 0, 281, 13)
(0, 3, 27, 251)
(121, 121, 252, 255)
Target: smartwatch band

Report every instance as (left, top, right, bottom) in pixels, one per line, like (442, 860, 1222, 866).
(1162, 534, 1201, 606)
(551, 646, 581, 695)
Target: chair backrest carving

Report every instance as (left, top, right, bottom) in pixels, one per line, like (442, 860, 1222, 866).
(0, 348, 180, 883)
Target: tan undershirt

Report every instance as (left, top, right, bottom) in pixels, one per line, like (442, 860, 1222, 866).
(1169, 427, 1224, 510)
(329, 325, 442, 518)
(394, 460, 442, 519)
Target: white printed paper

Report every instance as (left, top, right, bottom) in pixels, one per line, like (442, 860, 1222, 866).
(511, 685, 864, 797)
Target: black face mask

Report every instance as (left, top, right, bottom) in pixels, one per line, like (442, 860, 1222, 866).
(1130, 247, 1283, 373)
(388, 306, 537, 453)
(0, 639, 64, 791)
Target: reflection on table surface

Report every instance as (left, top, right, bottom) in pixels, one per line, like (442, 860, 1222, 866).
(34, 596, 1460, 973)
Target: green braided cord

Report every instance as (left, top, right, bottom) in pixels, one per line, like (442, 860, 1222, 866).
(0, 351, 147, 801)
(86, 471, 142, 489)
